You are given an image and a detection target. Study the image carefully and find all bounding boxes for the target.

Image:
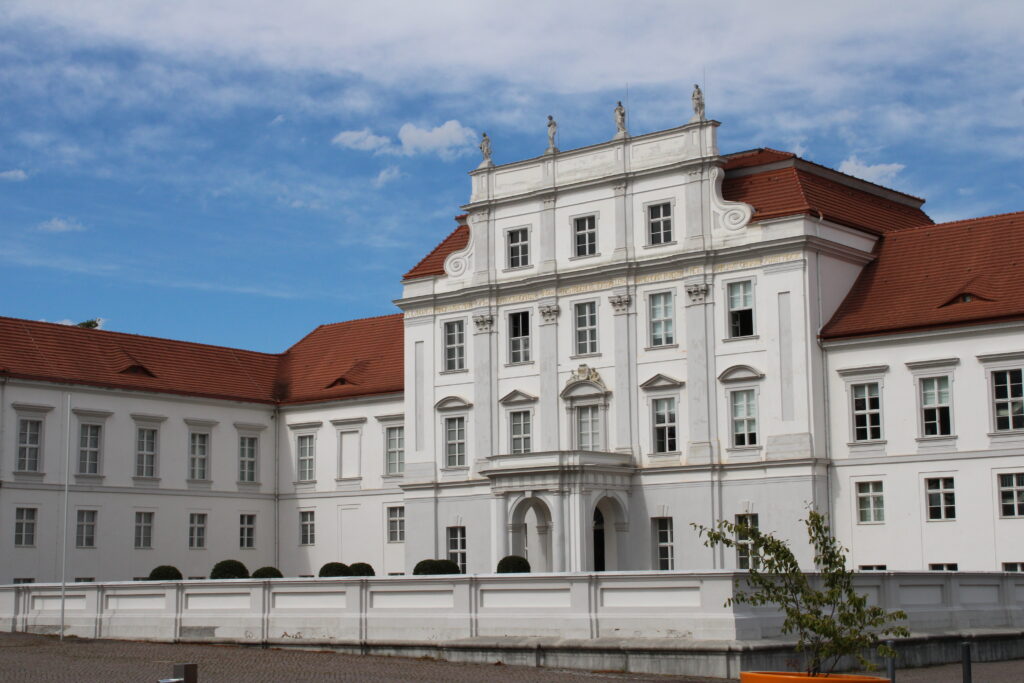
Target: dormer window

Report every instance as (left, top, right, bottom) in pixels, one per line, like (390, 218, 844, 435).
(120, 364, 155, 377)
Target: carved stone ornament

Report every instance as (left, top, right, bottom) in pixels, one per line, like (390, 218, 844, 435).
(569, 363, 605, 388)
(608, 294, 632, 313)
(685, 283, 709, 304)
(538, 304, 561, 323)
(477, 132, 493, 169)
(472, 314, 495, 333)
(691, 83, 705, 122)
(545, 115, 558, 154)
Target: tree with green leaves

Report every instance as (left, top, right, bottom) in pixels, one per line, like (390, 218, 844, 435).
(693, 508, 908, 676)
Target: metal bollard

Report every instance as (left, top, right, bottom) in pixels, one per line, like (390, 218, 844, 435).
(961, 641, 971, 683)
(885, 639, 896, 682)
(158, 663, 197, 683)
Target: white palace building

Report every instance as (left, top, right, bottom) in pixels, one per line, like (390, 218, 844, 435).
(2, 109, 1023, 584)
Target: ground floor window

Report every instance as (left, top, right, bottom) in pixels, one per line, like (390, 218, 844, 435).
(447, 526, 466, 573)
(735, 514, 759, 569)
(652, 517, 674, 570)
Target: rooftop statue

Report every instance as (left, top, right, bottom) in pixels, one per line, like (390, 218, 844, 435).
(478, 132, 492, 168)
(614, 100, 627, 138)
(691, 84, 705, 122)
(545, 115, 558, 154)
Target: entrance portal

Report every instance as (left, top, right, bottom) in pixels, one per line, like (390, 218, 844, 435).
(509, 497, 553, 572)
(593, 508, 605, 572)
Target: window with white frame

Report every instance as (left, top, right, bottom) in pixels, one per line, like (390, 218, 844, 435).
(510, 410, 531, 454)
(730, 389, 758, 447)
(386, 425, 405, 474)
(136, 427, 157, 477)
(188, 513, 207, 549)
(653, 517, 674, 570)
(727, 281, 755, 338)
(859, 565, 888, 571)
(508, 311, 531, 363)
(299, 510, 315, 545)
(12, 578, 34, 584)
(188, 432, 209, 480)
(929, 563, 958, 571)
(653, 397, 678, 453)
(856, 481, 885, 523)
(992, 369, 1024, 431)
(238, 436, 258, 482)
(648, 292, 674, 347)
(447, 526, 467, 573)
(507, 227, 530, 268)
(76, 510, 97, 548)
(1003, 562, 1024, 572)
(134, 511, 153, 549)
(15, 508, 36, 546)
(999, 473, 1024, 517)
(297, 434, 315, 482)
(647, 202, 672, 245)
(925, 477, 956, 520)
(851, 383, 882, 441)
(78, 424, 102, 474)
(444, 320, 466, 371)
(920, 376, 952, 436)
(576, 404, 600, 450)
(387, 506, 405, 542)
(239, 513, 255, 548)
(445, 416, 466, 467)
(17, 419, 42, 472)
(574, 215, 597, 257)
(735, 514, 759, 569)
(573, 301, 598, 355)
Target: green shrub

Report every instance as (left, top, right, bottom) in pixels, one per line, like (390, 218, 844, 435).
(319, 562, 352, 577)
(252, 566, 283, 579)
(496, 555, 531, 573)
(210, 559, 250, 580)
(349, 562, 375, 576)
(147, 565, 183, 581)
(413, 559, 461, 575)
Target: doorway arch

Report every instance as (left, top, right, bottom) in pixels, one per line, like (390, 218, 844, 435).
(509, 496, 553, 572)
(591, 496, 627, 571)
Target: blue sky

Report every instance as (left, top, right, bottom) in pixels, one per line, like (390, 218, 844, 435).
(1, 1, 1022, 353)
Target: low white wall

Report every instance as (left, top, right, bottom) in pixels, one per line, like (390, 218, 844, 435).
(2, 571, 1022, 645)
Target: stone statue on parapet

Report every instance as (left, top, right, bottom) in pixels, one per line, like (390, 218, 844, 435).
(478, 132, 493, 168)
(545, 115, 558, 154)
(614, 101, 627, 138)
(691, 84, 705, 122)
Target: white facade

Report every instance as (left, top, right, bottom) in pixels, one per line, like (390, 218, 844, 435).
(2, 116, 1021, 584)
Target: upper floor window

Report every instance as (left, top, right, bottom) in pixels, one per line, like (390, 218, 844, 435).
(76, 510, 97, 548)
(999, 473, 1024, 518)
(447, 526, 467, 573)
(238, 436, 258, 482)
(387, 506, 405, 542)
(735, 514, 759, 569)
(15, 508, 36, 547)
(507, 227, 530, 269)
(653, 397, 677, 453)
(445, 416, 466, 467)
(135, 511, 153, 549)
(78, 424, 102, 474)
(647, 202, 672, 245)
(856, 481, 884, 523)
(297, 434, 316, 482)
(17, 419, 42, 472)
(993, 369, 1023, 431)
(730, 389, 758, 447)
(508, 311, 531, 363)
(510, 410, 531, 454)
(727, 281, 755, 338)
(576, 404, 600, 450)
(136, 427, 157, 478)
(386, 426, 405, 474)
(574, 215, 597, 257)
(653, 517, 674, 570)
(920, 376, 952, 436)
(649, 292, 675, 347)
(444, 320, 465, 371)
(574, 302, 598, 355)
(851, 383, 882, 441)
(925, 477, 956, 520)
(188, 432, 209, 480)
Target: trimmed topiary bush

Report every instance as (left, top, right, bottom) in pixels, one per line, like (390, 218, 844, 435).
(252, 566, 284, 579)
(496, 555, 531, 573)
(210, 559, 250, 579)
(148, 565, 183, 581)
(319, 562, 352, 577)
(413, 559, 461, 575)
(349, 562, 375, 576)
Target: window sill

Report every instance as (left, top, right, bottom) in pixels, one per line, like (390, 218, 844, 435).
(235, 480, 261, 488)
(380, 473, 405, 479)
(12, 470, 45, 479)
(14, 545, 36, 549)
(439, 369, 469, 375)
(988, 431, 1024, 441)
(293, 480, 317, 487)
(569, 352, 602, 360)
(504, 361, 535, 368)
(74, 473, 105, 482)
(916, 435, 957, 442)
(568, 252, 601, 261)
(722, 335, 760, 343)
(502, 265, 533, 273)
(642, 241, 677, 249)
(726, 446, 763, 453)
(856, 521, 885, 526)
(644, 343, 678, 352)
(847, 440, 887, 447)
(185, 479, 212, 489)
(649, 451, 682, 458)
(925, 518, 957, 523)
(440, 466, 469, 472)
(132, 476, 161, 488)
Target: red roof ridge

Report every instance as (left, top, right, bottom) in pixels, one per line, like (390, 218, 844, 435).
(885, 209, 1024, 236)
(403, 221, 470, 280)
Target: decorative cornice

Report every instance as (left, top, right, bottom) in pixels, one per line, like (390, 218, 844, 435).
(836, 364, 889, 377)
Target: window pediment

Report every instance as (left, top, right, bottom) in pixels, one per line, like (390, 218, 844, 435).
(640, 373, 684, 390)
(718, 364, 765, 384)
(499, 390, 538, 405)
(435, 395, 473, 411)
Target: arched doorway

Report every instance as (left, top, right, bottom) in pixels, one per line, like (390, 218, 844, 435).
(591, 496, 626, 571)
(509, 497, 553, 572)
(593, 508, 605, 571)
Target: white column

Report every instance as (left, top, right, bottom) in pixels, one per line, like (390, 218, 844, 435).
(538, 301, 561, 451)
(492, 494, 508, 565)
(684, 281, 716, 465)
(609, 291, 635, 455)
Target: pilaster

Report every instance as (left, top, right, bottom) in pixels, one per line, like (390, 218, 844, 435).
(684, 279, 716, 464)
(539, 197, 557, 275)
(537, 300, 561, 451)
(472, 310, 496, 465)
(609, 291, 636, 455)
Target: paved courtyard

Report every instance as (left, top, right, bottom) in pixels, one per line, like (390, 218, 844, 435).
(1, 633, 1021, 682)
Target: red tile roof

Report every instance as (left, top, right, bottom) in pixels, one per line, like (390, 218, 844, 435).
(821, 211, 1024, 339)
(722, 147, 796, 170)
(0, 314, 404, 405)
(403, 219, 469, 281)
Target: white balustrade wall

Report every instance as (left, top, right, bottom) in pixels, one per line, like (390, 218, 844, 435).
(2, 572, 1022, 646)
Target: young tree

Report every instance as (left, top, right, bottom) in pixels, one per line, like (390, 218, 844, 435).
(694, 509, 908, 676)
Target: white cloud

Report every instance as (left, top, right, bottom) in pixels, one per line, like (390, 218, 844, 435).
(838, 156, 906, 186)
(397, 120, 475, 160)
(0, 169, 28, 181)
(373, 165, 402, 187)
(270, 114, 285, 125)
(35, 217, 87, 233)
(332, 128, 393, 152)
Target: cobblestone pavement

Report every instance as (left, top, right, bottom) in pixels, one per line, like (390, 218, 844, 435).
(2, 633, 1022, 682)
